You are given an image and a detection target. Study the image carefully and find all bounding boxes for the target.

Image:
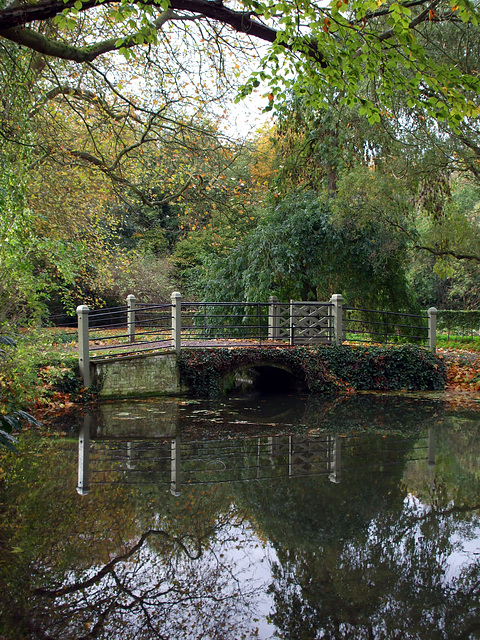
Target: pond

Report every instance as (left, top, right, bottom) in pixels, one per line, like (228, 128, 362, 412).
(1, 393, 480, 639)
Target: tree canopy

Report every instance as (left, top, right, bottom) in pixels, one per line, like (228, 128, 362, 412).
(1, 0, 480, 121)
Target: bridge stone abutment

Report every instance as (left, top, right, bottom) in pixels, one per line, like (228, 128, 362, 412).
(92, 352, 187, 399)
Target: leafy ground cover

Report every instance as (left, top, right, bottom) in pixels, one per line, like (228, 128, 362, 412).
(0, 328, 81, 418)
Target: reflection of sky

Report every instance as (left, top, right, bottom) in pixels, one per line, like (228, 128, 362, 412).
(56, 514, 278, 639)
(209, 517, 278, 639)
(444, 526, 480, 582)
(402, 493, 480, 588)
(72, 399, 480, 638)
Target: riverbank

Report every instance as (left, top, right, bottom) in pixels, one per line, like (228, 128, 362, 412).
(2, 327, 480, 420)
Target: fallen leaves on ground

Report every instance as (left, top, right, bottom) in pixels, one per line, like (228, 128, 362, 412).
(438, 348, 480, 391)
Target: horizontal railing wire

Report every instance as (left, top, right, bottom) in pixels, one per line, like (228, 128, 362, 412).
(181, 301, 270, 343)
(82, 302, 173, 357)
(343, 306, 429, 346)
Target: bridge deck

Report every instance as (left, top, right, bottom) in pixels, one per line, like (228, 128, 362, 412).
(89, 338, 290, 359)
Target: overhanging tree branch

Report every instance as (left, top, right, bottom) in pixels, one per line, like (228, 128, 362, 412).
(0, 0, 326, 64)
(0, 9, 173, 62)
(414, 244, 480, 262)
(66, 148, 195, 205)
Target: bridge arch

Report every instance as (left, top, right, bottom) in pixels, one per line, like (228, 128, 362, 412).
(177, 347, 335, 397)
(221, 360, 308, 394)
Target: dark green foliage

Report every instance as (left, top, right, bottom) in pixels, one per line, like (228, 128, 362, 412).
(321, 344, 445, 392)
(178, 345, 445, 397)
(1, 333, 40, 451)
(38, 357, 83, 397)
(437, 310, 480, 336)
(0, 410, 40, 452)
(194, 191, 414, 312)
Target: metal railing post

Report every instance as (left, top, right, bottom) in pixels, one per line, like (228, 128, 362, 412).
(171, 291, 182, 353)
(126, 294, 136, 344)
(76, 304, 90, 387)
(330, 294, 344, 346)
(428, 307, 437, 353)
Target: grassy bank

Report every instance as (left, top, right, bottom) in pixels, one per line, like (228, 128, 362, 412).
(437, 334, 480, 353)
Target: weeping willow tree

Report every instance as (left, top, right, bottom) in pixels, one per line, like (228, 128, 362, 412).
(194, 190, 414, 310)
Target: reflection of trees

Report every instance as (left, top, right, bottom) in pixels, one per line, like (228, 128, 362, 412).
(0, 436, 261, 640)
(30, 511, 261, 640)
(268, 503, 480, 639)
(411, 417, 480, 507)
(2, 403, 480, 640)
(248, 446, 480, 640)
(232, 422, 480, 640)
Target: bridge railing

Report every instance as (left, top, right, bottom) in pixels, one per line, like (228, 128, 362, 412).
(342, 307, 435, 347)
(181, 301, 270, 343)
(86, 300, 172, 354)
(74, 292, 437, 386)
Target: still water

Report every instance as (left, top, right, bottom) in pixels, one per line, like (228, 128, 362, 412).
(2, 393, 480, 639)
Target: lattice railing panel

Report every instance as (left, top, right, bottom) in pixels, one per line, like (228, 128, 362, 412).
(291, 302, 333, 344)
(276, 304, 291, 339)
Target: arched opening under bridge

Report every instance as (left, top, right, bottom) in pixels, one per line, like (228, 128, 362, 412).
(222, 363, 308, 395)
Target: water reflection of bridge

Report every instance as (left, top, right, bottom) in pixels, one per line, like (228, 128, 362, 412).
(77, 416, 436, 495)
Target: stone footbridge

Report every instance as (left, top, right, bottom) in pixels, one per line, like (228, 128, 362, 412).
(73, 292, 440, 398)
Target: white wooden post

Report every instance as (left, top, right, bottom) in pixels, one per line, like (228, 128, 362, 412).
(289, 300, 295, 346)
(428, 307, 437, 353)
(330, 294, 344, 346)
(76, 304, 90, 387)
(127, 294, 136, 344)
(171, 291, 182, 353)
(268, 295, 279, 339)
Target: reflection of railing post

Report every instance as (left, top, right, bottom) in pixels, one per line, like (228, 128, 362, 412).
(77, 414, 91, 495)
(171, 291, 182, 353)
(127, 294, 136, 344)
(328, 434, 342, 483)
(330, 294, 344, 346)
(257, 437, 262, 479)
(76, 304, 90, 388)
(171, 436, 182, 496)
(427, 428, 436, 467)
(268, 296, 279, 340)
(428, 307, 437, 353)
(288, 436, 293, 476)
(127, 441, 134, 469)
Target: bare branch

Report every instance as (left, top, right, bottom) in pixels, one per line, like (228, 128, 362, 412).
(34, 528, 201, 598)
